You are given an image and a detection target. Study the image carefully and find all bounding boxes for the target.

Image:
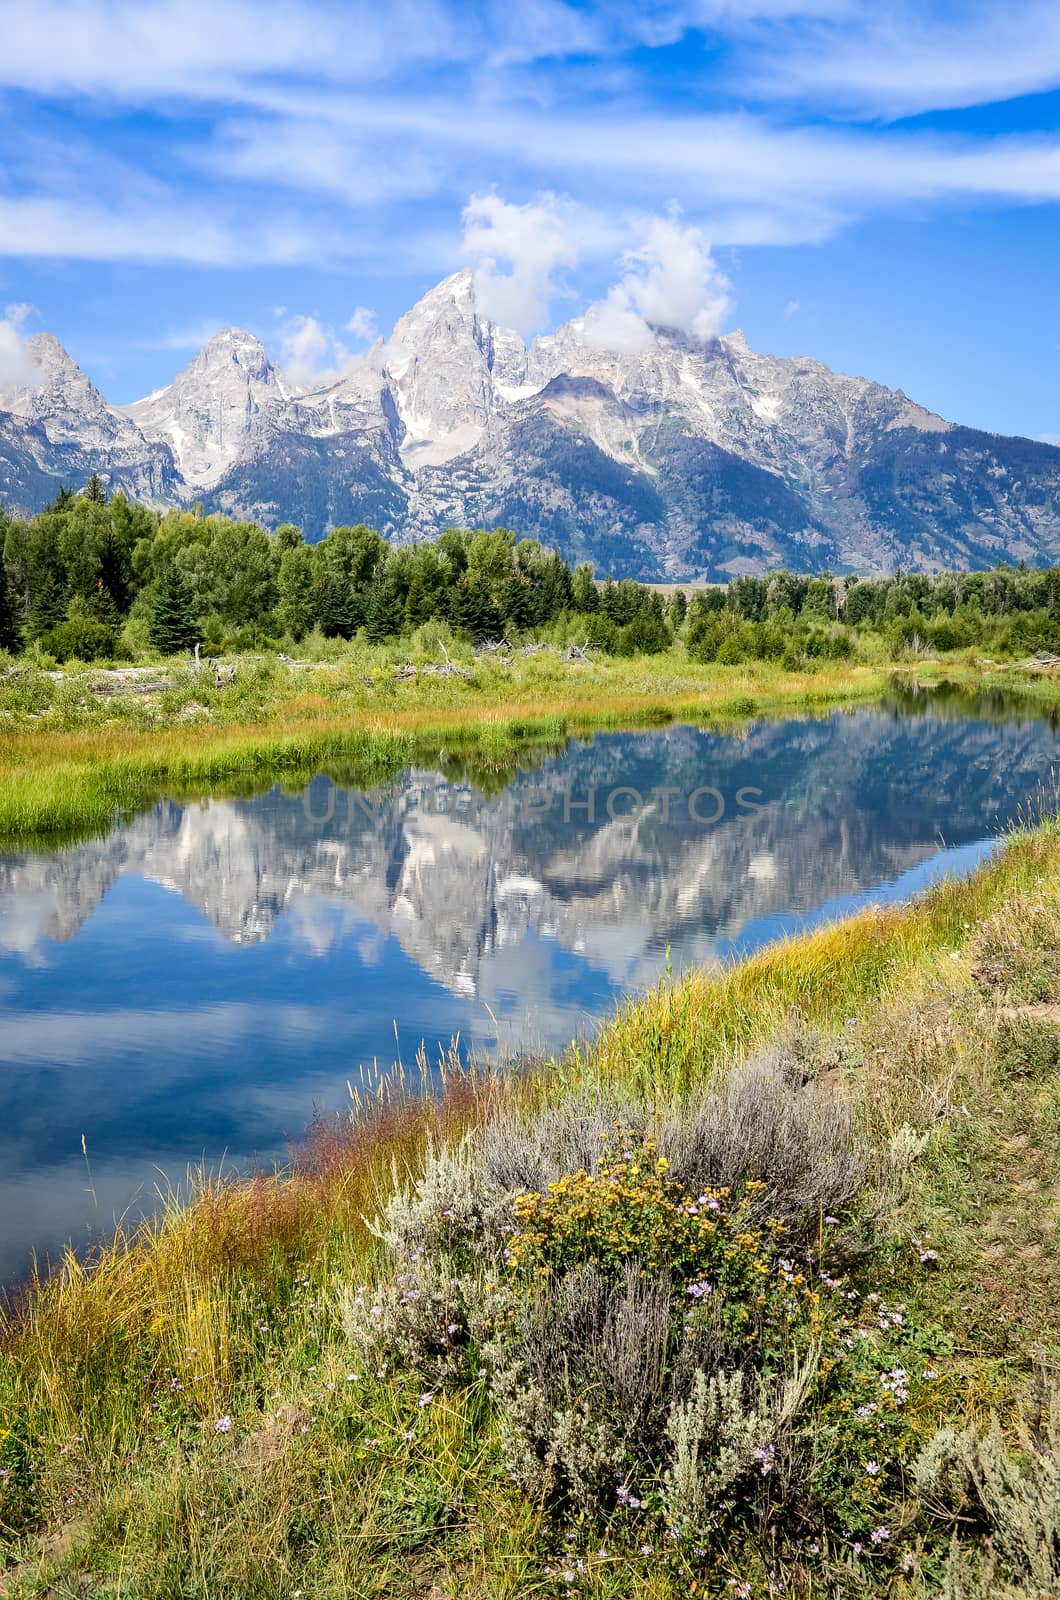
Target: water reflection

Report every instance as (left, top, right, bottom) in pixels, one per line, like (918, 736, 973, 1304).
(0, 694, 1056, 1281)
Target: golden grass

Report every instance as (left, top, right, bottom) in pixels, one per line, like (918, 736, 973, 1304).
(4, 824, 1060, 1594)
(0, 656, 889, 839)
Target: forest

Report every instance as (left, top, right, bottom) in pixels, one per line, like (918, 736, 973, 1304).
(4, 476, 1060, 666)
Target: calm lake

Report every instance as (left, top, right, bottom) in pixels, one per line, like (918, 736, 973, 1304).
(1, 685, 1057, 1282)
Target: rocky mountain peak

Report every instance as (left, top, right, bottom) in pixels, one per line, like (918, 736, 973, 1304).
(4, 332, 127, 439)
(1, 270, 1057, 577)
(122, 326, 292, 489)
(191, 327, 274, 383)
(386, 268, 526, 466)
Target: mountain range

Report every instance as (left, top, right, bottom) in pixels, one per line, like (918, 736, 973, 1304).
(1, 269, 1058, 578)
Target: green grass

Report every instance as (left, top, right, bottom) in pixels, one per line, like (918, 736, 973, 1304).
(5, 824, 1060, 1595)
(0, 651, 894, 842)
(3, 628, 1058, 844)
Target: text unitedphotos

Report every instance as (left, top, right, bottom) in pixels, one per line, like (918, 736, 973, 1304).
(302, 784, 766, 827)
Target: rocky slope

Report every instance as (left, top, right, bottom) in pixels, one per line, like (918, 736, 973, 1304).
(1, 272, 1058, 577)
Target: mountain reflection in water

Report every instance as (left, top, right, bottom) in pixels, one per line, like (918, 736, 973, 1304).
(0, 694, 1056, 1282)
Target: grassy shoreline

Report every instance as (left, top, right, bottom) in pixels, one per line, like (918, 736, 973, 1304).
(1, 649, 1053, 842)
(0, 655, 887, 840)
(4, 822, 1060, 1595)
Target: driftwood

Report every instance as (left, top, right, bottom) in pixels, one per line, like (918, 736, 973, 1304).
(563, 641, 596, 663)
(392, 662, 418, 680)
(92, 678, 171, 697)
(475, 637, 512, 656)
(431, 640, 472, 679)
(1018, 651, 1060, 672)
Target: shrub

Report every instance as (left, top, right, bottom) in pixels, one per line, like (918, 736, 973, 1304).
(612, 615, 671, 656)
(914, 1384, 1060, 1597)
(479, 1059, 866, 1244)
(340, 1061, 897, 1557)
(39, 616, 121, 663)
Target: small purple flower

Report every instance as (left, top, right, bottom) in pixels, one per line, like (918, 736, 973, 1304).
(213, 1415, 232, 1434)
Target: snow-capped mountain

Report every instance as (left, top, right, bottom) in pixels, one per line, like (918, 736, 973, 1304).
(2, 270, 1059, 577)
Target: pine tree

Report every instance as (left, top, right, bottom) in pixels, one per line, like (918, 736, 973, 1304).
(48, 485, 74, 511)
(148, 565, 199, 654)
(502, 573, 534, 634)
(84, 473, 107, 505)
(0, 572, 21, 652)
(316, 571, 359, 638)
(572, 563, 600, 613)
(457, 573, 502, 642)
(404, 573, 435, 630)
(27, 567, 67, 640)
(364, 575, 404, 643)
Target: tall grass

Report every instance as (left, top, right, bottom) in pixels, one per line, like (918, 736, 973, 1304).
(0, 654, 891, 840)
(4, 824, 1060, 1594)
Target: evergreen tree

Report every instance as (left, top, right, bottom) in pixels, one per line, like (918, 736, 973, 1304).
(537, 551, 573, 619)
(572, 563, 600, 613)
(456, 573, 502, 642)
(364, 574, 404, 643)
(84, 473, 107, 505)
(48, 485, 74, 511)
(404, 572, 436, 629)
(27, 567, 67, 640)
(316, 570, 359, 638)
(502, 573, 534, 634)
(0, 572, 21, 652)
(666, 589, 687, 629)
(148, 565, 199, 654)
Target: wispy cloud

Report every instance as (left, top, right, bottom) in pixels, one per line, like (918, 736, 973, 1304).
(0, 302, 39, 389)
(737, 0, 1060, 119)
(0, 0, 1059, 336)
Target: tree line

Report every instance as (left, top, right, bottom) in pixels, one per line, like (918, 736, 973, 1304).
(0, 480, 677, 661)
(2, 478, 1060, 663)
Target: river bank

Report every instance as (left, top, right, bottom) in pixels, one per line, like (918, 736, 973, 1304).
(1, 646, 1056, 841)
(3, 820, 1060, 1596)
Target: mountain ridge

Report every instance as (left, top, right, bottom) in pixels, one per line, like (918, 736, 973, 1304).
(1, 269, 1058, 578)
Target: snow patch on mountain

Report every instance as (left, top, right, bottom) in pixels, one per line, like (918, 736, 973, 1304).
(3, 269, 1058, 577)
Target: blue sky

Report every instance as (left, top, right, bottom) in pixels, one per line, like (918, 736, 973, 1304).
(0, 0, 1058, 439)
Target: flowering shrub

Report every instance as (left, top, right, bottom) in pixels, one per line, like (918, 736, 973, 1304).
(505, 1124, 832, 1362)
(335, 1072, 953, 1583)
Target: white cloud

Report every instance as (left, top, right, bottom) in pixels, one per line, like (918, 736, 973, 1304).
(345, 306, 378, 343)
(277, 314, 340, 386)
(580, 289, 657, 353)
(0, 303, 40, 392)
(275, 308, 385, 386)
(582, 212, 732, 348)
(739, 1, 1060, 119)
(784, 298, 800, 317)
(462, 192, 583, 331)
